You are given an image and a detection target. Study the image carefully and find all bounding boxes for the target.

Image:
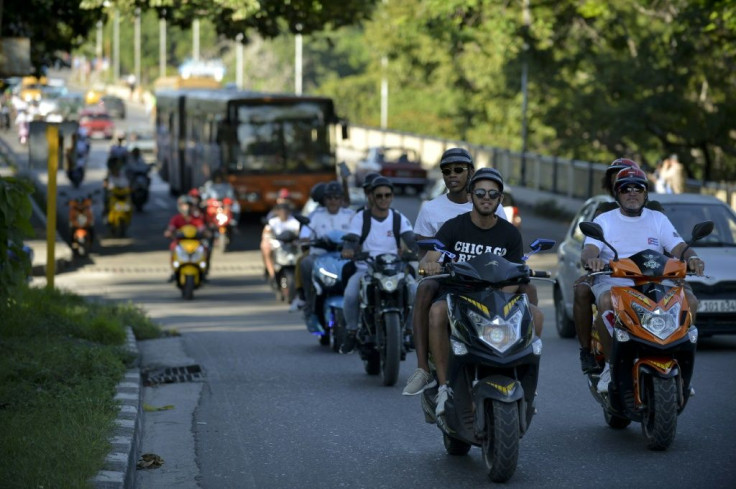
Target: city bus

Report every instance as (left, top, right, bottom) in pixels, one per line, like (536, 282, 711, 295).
(155, 89, 348, 213)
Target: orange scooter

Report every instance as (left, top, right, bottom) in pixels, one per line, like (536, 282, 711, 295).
(580, 220, 713, 451)
(66, 191, 100, 257)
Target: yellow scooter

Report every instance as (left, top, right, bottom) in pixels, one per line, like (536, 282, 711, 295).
(171, 224, 208, 300)
(107, 187, 132, 237)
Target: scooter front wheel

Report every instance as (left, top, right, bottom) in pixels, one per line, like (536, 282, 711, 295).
(482, 400, 520, 483)
(641, 375, 678, 450)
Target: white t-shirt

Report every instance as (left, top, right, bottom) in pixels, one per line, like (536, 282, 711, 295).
(585, 208, 684, 289)
(300, 206, 354, 241)
(414, 193, 507, 237)
(267, 216, 301, 246)
(348, 209, 413, 257)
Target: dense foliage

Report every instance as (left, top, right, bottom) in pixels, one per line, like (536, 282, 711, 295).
(0, 177, 33, 299)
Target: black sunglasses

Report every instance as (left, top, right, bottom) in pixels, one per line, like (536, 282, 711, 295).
(620, 185, 646, 194)
(441, 167, 468, 176)
(472, 189, 502, 200)
(374, 192, 393, 199)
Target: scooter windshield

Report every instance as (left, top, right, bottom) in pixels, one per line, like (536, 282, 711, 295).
(451, 252, 529, 285)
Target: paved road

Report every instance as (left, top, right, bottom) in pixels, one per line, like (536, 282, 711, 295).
(12, 101, 736, 489)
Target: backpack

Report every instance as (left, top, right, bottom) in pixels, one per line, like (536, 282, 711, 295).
(359, 208, 402, 250)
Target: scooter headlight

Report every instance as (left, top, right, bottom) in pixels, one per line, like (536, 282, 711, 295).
(189, 247, 205, 263)
(631, 302, 680, 340)
(377, 272, 403, 292)
(318, 267, 338, 288)
(467, 309, 522, 354)
(76, 214, 88, 226)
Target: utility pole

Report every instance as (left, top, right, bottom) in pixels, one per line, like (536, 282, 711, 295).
(95, 20, 103, 71)
(380, 55, 388, 129)
(520, 0, 531, 187)
(159, 10, 167, 78)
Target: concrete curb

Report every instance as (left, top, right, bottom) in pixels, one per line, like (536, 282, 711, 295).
(92, 327, 142, 489)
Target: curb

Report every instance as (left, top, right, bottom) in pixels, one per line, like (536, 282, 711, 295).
(92, 327, 142, 489)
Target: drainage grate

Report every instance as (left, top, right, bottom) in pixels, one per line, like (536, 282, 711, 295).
(142, 365, 205, 386)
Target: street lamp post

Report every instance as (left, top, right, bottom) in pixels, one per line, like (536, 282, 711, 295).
(193, 19, 200, 62)
(134, 8, 141, 91)
(113, 9, 120, 82)
(159, 10, 167, 78)
(236, 33, 244, 89)
(295, 24, 303, 95)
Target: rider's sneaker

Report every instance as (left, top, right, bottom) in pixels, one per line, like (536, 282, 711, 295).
(402, 368, 436, 396)
(435, 384, 451, 417)
(289, 297, 305, 313)
(579, 347, 597, 374)
(339, 331, 358, 354)
(597, 364, 611, 393)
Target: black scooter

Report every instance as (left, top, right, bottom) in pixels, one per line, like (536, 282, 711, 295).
(418, 238, 554, 483)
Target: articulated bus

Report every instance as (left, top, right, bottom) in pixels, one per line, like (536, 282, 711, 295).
(155, 89, 348, 214)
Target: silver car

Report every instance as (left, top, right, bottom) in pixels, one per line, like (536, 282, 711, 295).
(554, 193, 736, 338)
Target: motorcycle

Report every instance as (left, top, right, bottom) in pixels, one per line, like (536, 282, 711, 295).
(205, 196, 235, 253)
(129, 167, 152, 212)
(579, 220, 712, 450)
(64, 191, 99, 257)
(270, 229, 300, 303)
(353, 251, 417, 386)
(67, 138, 90, 188)
(417, 237, 555, 483)
(107, 187, 132, 237)
(171, 224, 208, 300)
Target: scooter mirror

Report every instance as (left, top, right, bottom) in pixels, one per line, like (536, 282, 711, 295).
(417, 238, 445, 251)
(579, 221, 604, 240)
(529, 238, 555, 252)
(293, 213, 310, 226)
(691, 221, 714, 242)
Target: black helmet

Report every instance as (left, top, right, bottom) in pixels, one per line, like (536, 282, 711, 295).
(310, 182, 327, 204)
(467, 167, 503, 193)
(362, 172, 381, 189)
(324, 181, 344, 198)
(370, 176, 394, 192)
(439, 147, 474, 168)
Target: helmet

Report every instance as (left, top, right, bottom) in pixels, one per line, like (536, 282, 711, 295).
(606, 158, 639, 178)
(324, 181, 344, 198)
(614, 167, 649, 193)
(370, 176, 394, 192)
(177, 195, 191, 215)
(439, 147, 474, 168)
(115, 130, 126, 141)
(467, 167, 503, 193)
(188, 188, 201, 199)
(278, 188, 291, 199)
(310, 182, 327, 204)
(362, 172, 381, 189)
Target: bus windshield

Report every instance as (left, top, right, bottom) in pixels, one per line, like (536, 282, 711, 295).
(229, 102, 334, 174)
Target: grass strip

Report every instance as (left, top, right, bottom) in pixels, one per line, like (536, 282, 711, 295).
(0, 285, 161, 488)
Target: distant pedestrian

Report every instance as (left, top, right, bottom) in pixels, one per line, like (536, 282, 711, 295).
(662, 153, 686, 194)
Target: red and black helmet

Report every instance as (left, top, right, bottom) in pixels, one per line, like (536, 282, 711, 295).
(606, 158, 639, 178)
(614, 167, 649, 193)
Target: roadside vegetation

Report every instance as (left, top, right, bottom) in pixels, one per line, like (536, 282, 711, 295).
(0, 286, 161, 488)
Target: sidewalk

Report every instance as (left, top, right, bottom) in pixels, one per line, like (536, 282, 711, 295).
(0, 134, 74, 275)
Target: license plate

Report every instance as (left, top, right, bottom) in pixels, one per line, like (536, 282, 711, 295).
(698, 300, 736, 313)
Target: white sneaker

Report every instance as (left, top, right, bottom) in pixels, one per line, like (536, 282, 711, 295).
(402, 368, 436, 396)
(597, 364, 611, 393)
(289, 297, 305, 313)
(435, 384, 450, 417)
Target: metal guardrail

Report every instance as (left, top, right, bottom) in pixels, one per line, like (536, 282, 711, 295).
(338, 125, 736, 209)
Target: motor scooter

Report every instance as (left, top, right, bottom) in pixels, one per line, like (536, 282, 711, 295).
(417, 238, 555, 482)
(579, 220, 712, 450)
(129, 167, 151, 212)
(107, 187, 132, 237)
(63, 190, 99, 257)
(205, 196, 235, 252)
(270, 230, 300, 303)
(171, 224, 208, 300)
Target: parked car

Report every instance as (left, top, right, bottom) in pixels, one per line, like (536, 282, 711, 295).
(100, 95, 126, 119)
(421, 177, 521, 228)
(79, 109, 115, 139)
(553, 193, 736, 338)
(354, 147, 428, 195)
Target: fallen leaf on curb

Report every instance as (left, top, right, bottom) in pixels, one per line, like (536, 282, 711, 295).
(137, 453, 164, 469)
(143, 403, 175, 412)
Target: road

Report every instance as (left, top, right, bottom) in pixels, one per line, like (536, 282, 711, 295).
(11, 100, 736, 489)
